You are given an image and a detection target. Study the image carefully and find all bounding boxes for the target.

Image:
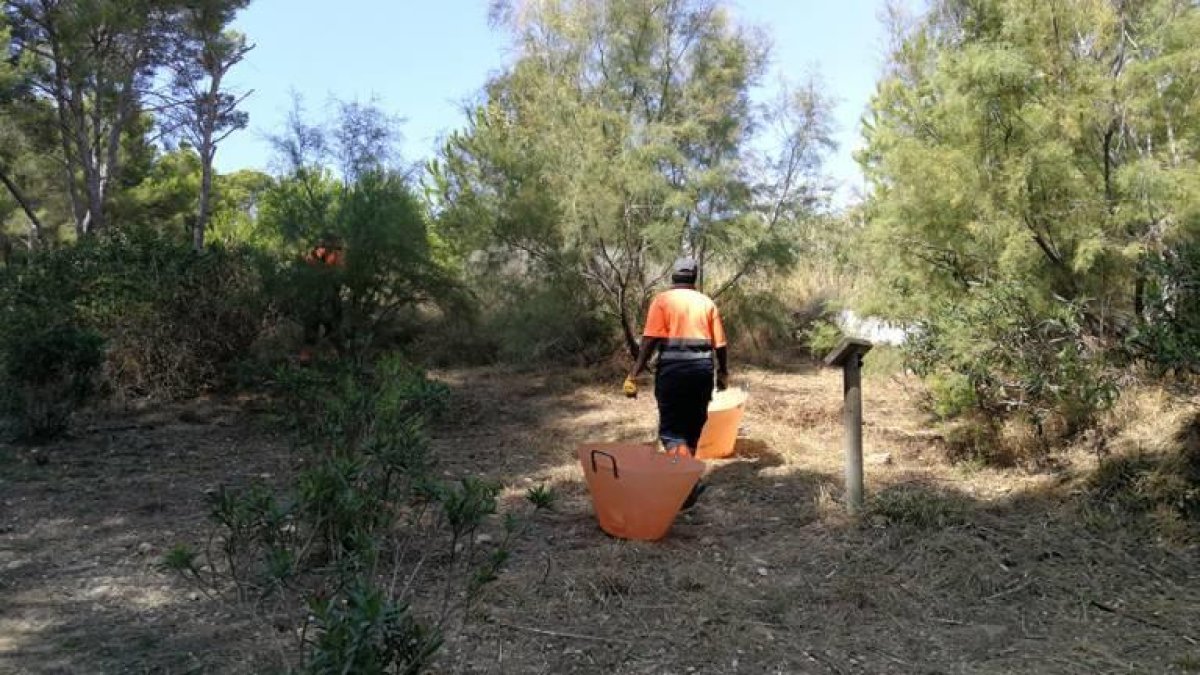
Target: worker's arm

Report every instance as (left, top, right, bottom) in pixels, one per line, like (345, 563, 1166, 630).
(716, 346, 729, 390)
(629, 337, 662, 379)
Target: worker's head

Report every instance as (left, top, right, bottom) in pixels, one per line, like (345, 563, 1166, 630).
(671, 257, 698, 286)
(316, 231, 341, 249)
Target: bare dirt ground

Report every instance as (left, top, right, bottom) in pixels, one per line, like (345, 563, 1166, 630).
(3, 364, 1199, 674)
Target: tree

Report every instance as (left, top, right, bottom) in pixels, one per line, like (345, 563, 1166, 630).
(860, 0, 1200, 331)
(0, 19, 44, 243)
(259, 99, 454, 354)
(859, 0, 1200, 420)
(432, 0, 834, 357)
(5, 0, 190, 237)
(163, 0, 252, 251)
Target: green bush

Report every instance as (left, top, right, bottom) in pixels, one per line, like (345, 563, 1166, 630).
(0, 227, 272, 408)
(172, 354, 513, 672)
(482, 277, 613, 365)
(263, 169, 459, 361)
(801, 319, 844, 360)
(90, 233, 271, 399)
(305, 580, 442, 675)
(906, 281, 1117, 436)
(926, 372, 977, 420)
(0, 246, 104, 440)
(0, 322, 104, 441)
(1131, 242, 1200, 376)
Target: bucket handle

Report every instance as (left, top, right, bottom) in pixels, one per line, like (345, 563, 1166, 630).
(590, 450, 619, 479)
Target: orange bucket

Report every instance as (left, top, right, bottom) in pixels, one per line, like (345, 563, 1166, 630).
(696, 388, 748, 460)
(577, 443, 704, 541)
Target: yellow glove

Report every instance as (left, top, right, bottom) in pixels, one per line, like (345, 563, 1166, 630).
(622, 376, 638, 398)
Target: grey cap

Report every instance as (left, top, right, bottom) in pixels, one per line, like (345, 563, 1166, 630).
(673, 257, 698, 275)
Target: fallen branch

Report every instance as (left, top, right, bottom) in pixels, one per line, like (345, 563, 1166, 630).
(1089, 601, 1198, 645)
(491, 620, 631, 644)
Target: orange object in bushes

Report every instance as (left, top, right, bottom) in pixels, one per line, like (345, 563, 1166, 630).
(696, 388, 748, 460)
(577, 442, 703, 541)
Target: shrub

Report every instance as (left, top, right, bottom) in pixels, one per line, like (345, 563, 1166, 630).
(801, 319, 844, 360)
(263, 169, 460, 362)
(0, 322, 104, 441)
(0, 227, 273, 408)
(305, 580, 442, 675)
(489, 278, 613, 365)
(0, 249, 104, 440)
(92, 235, 271, 399)
(906, 281, 1117, 437)
(171, 354, 518, 672)
(1084, 414, 1200, 542)
(926, 372, 977, 420)
(1131, 242, 1200, 377)
(526, 484, 557, 510)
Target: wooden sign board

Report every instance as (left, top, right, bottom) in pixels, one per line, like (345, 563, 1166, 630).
(824, 337, 873, 368)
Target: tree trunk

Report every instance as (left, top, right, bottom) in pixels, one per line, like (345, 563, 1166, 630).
(0, 167, 44, 244)
(82, 165, 104, 235)
(620, 304, 639, 360)
(195, 146, 214, 252)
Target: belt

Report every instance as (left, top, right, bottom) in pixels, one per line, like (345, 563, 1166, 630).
(658, 350, 713, 362)
(659, 338, 714, 362)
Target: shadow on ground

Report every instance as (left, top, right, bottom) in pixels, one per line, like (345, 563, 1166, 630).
(3, 368, 1198, 675)
(0, 400, 288, 674)
(427, 375, 1200, 675)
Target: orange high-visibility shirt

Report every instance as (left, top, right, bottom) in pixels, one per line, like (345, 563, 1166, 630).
(642, 288, 727, 355)
(306, 246, 344, 268)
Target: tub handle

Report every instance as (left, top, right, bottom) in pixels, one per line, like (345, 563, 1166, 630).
(590, 450, 619, 479)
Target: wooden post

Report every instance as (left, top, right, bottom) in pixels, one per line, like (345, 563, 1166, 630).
(825, 337, 873, 514)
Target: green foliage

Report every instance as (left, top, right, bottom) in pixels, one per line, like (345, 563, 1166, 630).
(1131, 242, 1200, 375)
(906, 282, 1117, 434)
(861, 0, 1200, 424)
(160, 543, 200, 575)
(207, 170, 279, 249)
(432, 0, 834, 357)
(800, 320, 844, 361)
(305, 580, 442, 675)
(171, 355, 515, 672)
(434, 477, 501, 538)
(0, 225, 270, 435)
(719, 286, 800, 362)
(109, 147, 202, 237)
(484, 278, 613, 364)
(4, 0, 253, 237)
(0, 322, 104, 441)
(925, 372, 978, 420)
(93, 230, 270, 398)
(0, 239, 104, 439)
(525, 484, 557, 511)
(259, 109, 458, 358)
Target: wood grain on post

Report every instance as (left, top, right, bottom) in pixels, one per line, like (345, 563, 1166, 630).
(825, 337, 873, 514)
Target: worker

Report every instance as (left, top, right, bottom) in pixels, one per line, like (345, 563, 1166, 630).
(625, 257, 729, 509)
(299, 234, 345, 364)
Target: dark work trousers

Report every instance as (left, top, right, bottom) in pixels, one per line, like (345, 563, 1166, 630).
(654, 358, 715, 454)
(303, 287, 343, 350)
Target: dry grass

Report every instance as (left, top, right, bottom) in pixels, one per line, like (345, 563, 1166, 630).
(428, 366, 1200, 674)
(1, 364, 1198, 674)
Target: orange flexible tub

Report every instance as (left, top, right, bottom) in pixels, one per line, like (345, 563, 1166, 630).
(696, 388, 748, 460)
(577, 442, 704, 541)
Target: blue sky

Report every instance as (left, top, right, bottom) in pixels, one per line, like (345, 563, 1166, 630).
(217, 1, 898, 202)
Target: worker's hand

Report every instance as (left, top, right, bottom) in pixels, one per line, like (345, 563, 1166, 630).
(623, 376, 638, 398)
(716, 370, 729, 391)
